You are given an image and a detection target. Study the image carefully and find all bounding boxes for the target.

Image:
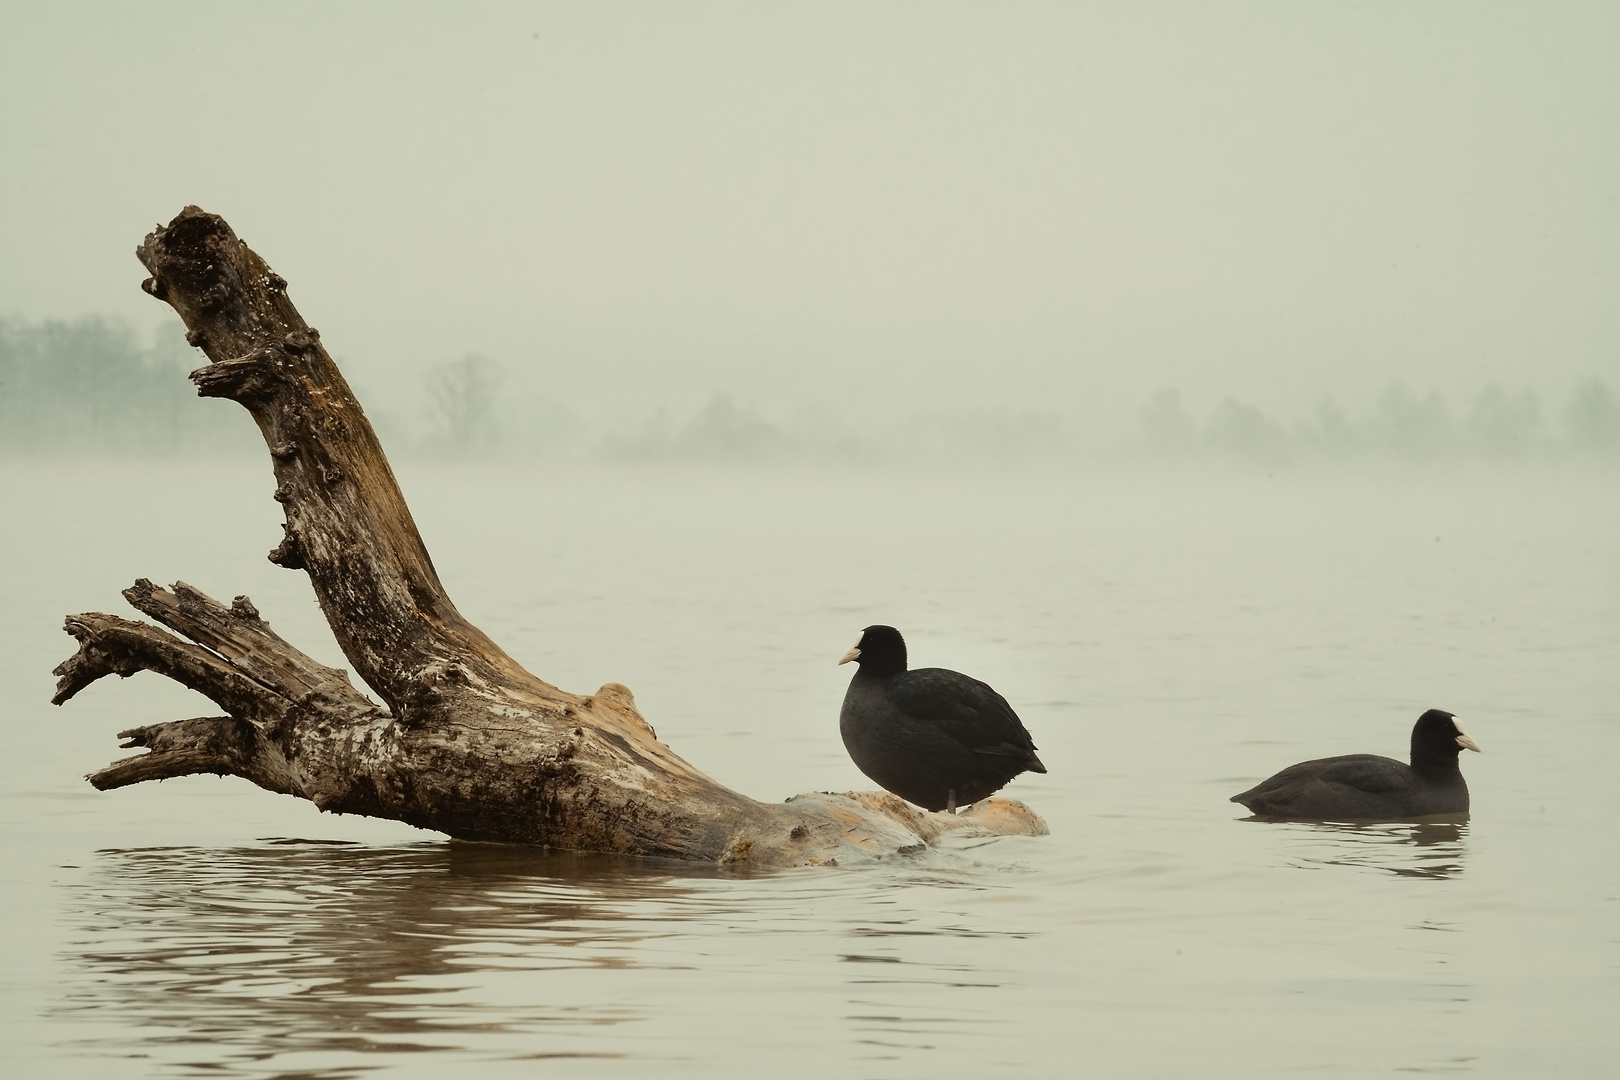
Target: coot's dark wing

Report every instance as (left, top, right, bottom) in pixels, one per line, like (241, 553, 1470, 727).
(885, 667, 1043, 765)
(1233, 753, 1414, 807)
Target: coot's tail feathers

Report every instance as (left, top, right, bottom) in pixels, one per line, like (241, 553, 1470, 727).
(973, 744, 1047, 773)
(1230, 782, 1266, 808)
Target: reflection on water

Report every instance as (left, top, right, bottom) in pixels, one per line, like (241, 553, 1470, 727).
(53, 841, 1035, 1077)
(1268, 821, 1470, 880)
(57, 843, 700, 1074)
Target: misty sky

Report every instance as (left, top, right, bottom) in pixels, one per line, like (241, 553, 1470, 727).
(2, 2, 1616, 435)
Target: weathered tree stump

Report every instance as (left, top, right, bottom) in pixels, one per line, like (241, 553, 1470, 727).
(51, 206, 1048, 866)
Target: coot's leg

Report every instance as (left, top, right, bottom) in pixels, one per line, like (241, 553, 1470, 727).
(946, 789, 957, 815)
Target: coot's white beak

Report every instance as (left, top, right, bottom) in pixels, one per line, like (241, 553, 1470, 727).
(838, 639, 861, 666)
(1454, 718, 1482, 753)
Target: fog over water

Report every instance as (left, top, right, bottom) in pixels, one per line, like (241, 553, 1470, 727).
(3, 4, 1619, 1077)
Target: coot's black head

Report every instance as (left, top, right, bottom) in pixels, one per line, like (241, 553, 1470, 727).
(1410, 708, 1481, 766)
(838, 625, 908, 677)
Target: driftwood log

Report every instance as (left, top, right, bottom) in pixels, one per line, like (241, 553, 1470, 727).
(51, 206, 1047, 866)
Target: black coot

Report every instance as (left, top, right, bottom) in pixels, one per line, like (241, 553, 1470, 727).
(838, 625, 1046, 813)
(1231, 708, 1481, 821)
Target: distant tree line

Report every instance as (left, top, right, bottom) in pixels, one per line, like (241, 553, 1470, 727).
(390, 357, 1069, 465)
(0, 315, 244, 455)
(421, 357, 1619, 467)
(1139, 382, 1620, 465)
(5, 315, 1616, 466)
(595, 393, 1066, 465)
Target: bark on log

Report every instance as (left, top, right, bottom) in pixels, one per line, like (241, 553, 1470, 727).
(52, 206, 1048, 866)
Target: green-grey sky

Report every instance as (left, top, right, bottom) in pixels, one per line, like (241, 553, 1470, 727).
(2, 2, 1616, 432)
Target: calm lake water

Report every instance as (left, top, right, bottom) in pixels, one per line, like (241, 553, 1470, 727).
(2, 457, 1617, 1077)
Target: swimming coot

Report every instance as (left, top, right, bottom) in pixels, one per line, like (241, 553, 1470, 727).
(838, 625, 1046, 813)
(1231, 708, 1481, 821)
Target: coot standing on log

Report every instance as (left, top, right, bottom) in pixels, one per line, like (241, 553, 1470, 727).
(838, 625, 1046, 813)
(1230, 708, 1481, 820)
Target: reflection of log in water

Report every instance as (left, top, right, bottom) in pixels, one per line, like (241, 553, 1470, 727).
(58, 842, 1032, 1075)
(1276, 821, 1469, 879)
(57, 843, 746, 1073)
